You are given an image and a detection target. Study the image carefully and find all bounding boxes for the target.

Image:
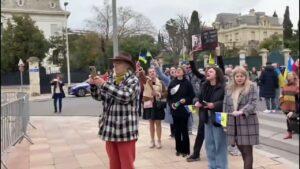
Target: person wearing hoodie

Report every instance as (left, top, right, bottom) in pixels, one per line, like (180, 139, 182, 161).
(167, 66, 195, 157)
(259, 62, 279, 113)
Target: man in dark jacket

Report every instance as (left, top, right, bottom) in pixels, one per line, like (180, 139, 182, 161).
(259, 62, 279, 113)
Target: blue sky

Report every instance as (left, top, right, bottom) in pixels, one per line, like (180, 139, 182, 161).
(61, 0, 299, 31)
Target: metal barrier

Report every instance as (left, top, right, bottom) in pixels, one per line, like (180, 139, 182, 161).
(1, 92, 34, 169)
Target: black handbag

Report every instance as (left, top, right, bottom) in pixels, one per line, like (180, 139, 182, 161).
(156, 100, 167, 110)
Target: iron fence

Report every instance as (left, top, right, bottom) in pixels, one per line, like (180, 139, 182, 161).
(1, 92, 33, 169)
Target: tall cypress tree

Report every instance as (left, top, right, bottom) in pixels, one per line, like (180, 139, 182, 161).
(283, 6, 293, 40)
(187, 11, 201, 50)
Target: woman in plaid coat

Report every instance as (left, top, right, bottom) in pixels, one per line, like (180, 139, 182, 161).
(90, 52, 140, 169)
(223, 66, 259, 169)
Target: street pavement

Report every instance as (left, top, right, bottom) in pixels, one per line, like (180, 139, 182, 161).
(1, 92, 298, 168)
(3, 116, 298, 169)
(28, 95, 299, 165)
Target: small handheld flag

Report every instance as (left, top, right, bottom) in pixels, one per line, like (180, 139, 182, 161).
(208, 53, 215, 65)
(146, 50, 152, 58)
(184, 105, 199, 114)
(215, 112, 228, 127)
(139, 53, 147, 64)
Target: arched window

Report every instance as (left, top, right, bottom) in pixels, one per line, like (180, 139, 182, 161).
(16, 0, 24, 6)
(49, 2, 56, 8)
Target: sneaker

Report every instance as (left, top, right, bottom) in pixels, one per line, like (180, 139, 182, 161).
(156, 141, 162, 149)
(149, 140, 155, 148)
(186, 155, 200, 162)
(182, 153, 189, 157)
(229, 146, 241, 156)
(271, 110, 276, 113)
(263, 109, 271, 113)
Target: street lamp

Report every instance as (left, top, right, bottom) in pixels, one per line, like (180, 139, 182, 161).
(18, 59, 25, 92)
(64, 1, 71, 86)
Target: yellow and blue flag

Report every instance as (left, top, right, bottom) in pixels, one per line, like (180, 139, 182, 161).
(146, 50, 152, 58)
(275, 68, 287, 87)
(139, 53, 147, 64)
(184, 105, 199, 114)
(215, 112, 228, 127)
(208, 53, 215, 65)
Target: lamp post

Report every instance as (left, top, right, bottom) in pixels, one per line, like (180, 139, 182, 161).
(112, 0, 118, 57)
(18, 59, 25, 92)
(64, 2, 71, 86)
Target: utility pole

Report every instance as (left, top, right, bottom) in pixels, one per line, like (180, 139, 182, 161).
(112, 0, 118, 57)
(64, 2, 71, 86)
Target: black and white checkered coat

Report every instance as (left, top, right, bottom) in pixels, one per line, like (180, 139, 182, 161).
(90, 71, 140, 142)
(223, 83, 259, 145)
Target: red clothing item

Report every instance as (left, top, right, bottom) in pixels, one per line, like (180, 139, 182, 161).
(106, 140, 136, 169)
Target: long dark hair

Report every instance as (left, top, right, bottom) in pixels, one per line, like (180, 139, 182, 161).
(205, 66, 224, 85)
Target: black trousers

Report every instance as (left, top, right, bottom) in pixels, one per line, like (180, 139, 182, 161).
(287, 119, 292, 132)
(173, 115, 190, 154)
(237, 145, 253, 169)
(170, 124, 175, 136)
(191, 120, 205, 157)
(53, 95, 62, 112)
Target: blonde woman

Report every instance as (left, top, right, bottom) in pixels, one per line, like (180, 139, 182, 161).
(142, 67, 167, 149)
(223, 66, 259, 169)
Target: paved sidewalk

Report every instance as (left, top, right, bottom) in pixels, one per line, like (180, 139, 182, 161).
(2, 116, 298, 169)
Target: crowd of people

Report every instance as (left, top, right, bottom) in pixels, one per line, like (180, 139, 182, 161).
(84, 50, 299, 169)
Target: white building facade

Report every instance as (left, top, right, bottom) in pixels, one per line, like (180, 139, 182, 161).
(213, 9, 283, 55)
(1, 0, 70, 74)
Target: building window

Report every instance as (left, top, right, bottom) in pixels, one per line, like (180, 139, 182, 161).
(225, 35, 229, 42)
(263, 31, 267, 37)
(51, 24, 59, 36)
(16, 0, 24, 6)
(49, 2, 56, 8)
(235, 33, 239, 42)
(251, 31, 255, 40)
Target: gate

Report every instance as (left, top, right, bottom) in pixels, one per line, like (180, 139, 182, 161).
(268, 50, 284, 65)
(39, 67, 51, 94)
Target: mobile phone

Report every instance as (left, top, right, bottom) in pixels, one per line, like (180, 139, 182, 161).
(89, 66, 97, 78)
(202, 100, 208, 106)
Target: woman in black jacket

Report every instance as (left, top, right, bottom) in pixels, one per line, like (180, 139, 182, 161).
(51, 74, 65, 113)
(195, 66, 228, 169)
(167, 67, 195, 157)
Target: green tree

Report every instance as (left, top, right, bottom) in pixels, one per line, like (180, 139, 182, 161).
(283, 6, 293, 41)
(120, 34, 159, 69)
(1, 15, 49, 73)
(259, 34, 283, 51)
(65, 32, 105, 72)
(187, 11, 202, 50)
(48, 35, 65, 65)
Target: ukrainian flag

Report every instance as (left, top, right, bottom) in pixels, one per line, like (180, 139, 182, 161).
(215, 112, 228, 127)
(184, 105, 199, 114)
(208, 53, 215, 65)
(139, 53, 147, 64)
(275, 68, 287, 87)
(146, 50, 152, 58)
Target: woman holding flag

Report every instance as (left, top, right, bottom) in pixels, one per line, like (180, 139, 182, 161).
(167, 66, 195, 157)
(194, 65, 227, 169)
(223, 66, 259, 169)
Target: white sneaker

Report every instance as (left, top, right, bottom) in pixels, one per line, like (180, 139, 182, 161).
(149, 140, 155, 148)
(263, 109, 271, 113)
(271, 110, 276, 113)
(156, 141, 162, 149)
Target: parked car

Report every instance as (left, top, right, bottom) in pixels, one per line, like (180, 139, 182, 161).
(68, 80, 91, 97)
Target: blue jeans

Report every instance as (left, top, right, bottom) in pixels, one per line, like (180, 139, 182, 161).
(264, 97, 275, 110)
(205, 123, 228, 169)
